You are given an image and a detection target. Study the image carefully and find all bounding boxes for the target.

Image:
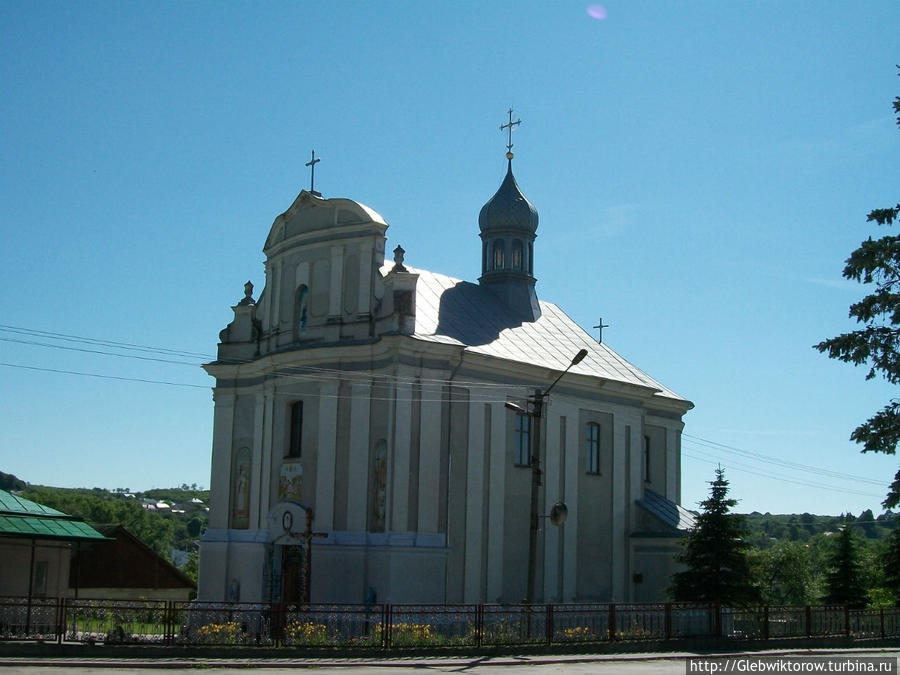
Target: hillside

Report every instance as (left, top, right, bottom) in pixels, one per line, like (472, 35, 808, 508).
(2, 472, 208, 582)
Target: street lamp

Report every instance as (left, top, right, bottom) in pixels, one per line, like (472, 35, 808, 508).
(506, 348, 588, 604)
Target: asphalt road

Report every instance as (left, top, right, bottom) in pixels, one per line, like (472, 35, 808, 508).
(0, 649, 898, 674)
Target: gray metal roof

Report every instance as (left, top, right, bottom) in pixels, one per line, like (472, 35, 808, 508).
(637, 489, 697, 531)
(391, 264, 690, 404)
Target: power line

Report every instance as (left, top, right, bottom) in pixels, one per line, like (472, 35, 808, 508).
(1, 362, 209, 389)
(682, 433, 884, 486)
(680, 450, 885, 499)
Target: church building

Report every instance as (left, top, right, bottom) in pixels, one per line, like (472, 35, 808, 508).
(198, 118, 694, 605)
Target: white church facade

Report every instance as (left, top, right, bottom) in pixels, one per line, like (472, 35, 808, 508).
(198, 134, 694, 605)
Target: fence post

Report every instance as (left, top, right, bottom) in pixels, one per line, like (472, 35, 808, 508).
(56, 596, 64, 645)
(608, 603, 617, 641)
(546, 604, 553, 645)
(166, 601, 174, 646)
(384, 603, 392, 650)
(475, 604, 483, 648)
(664, 603, 672, 641)
(762, 605, 769, 641)
(805, 605, 812, 637)
(880, 607, 885, 640)
(714, 602, 722, 638)
(844, 605, 850, 637)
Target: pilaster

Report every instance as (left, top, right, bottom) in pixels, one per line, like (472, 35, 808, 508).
(463, 400, 486, 601)
(486, 401, 506, 602)
(417, 377, 442, 533)
(208, 390, 236, 529)
(346, 380, 372, 531)
(314, 380, 340, 530)
(391, 379, 413, 531)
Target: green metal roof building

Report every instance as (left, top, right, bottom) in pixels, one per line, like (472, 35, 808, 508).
(0, 489, 107, 599)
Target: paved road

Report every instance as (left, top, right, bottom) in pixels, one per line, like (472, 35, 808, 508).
(0, 649, 898, 674)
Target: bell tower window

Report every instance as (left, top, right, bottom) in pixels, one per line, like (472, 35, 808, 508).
(512, 239, 523, 270)
(492, 240, 505, 270)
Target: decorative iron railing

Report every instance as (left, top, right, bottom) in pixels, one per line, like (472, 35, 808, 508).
(1, 596, 898, 648)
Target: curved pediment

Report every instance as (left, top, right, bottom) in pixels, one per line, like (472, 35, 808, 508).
(264, 190, 388, 254)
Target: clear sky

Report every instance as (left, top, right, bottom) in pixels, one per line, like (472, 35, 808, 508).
(1, 1, 898, 516)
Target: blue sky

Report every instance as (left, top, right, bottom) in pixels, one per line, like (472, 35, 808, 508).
(1, 1, 898, 516)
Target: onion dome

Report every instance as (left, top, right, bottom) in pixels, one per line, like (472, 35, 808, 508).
(478, 160, 539, 235)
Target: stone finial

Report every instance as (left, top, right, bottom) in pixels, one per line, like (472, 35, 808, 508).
(392, 245, 408, 273)
(238, 280, 256, 306)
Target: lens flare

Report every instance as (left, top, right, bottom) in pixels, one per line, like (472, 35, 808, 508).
(587, 5, 607, 20)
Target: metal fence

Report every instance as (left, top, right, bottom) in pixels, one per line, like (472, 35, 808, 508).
(1, 596, 898, 648)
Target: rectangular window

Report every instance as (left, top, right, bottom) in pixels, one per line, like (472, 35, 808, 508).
(643, 435, 651, 482)
(514, 413, 531, 466)
(288, 401, 303, 458)
(32, 560, 48, 598)
(585, 422, 600, 474)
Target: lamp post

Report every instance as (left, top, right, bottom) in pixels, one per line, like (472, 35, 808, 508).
(507, 348, 588, 604)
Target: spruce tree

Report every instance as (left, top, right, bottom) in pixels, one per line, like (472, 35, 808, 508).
(823, 522, 867, 608)
(879, 526, 900, 603)
(669, 467, 760, 605)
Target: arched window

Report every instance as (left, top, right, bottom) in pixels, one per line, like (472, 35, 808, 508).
(512, 239, 524, 270)
(528, 242, 534, 275)
(294, 285, 309, 339)
(585, 422, 600, 474)
(492, 240, 505, 271)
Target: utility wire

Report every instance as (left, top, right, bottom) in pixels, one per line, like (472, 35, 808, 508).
(683, 433, 884, 486)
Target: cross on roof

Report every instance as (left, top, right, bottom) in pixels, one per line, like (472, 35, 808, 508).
(593, 317, 610, 344)
(305, 150, 321, 194)
(500, 108, 521, 159)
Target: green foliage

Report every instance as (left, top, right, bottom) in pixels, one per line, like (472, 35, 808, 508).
(669, 467, 761, 605)
(0, 470, 26, 491)
(750, 540, 816, 606)
(822, 523, 868, 609)
(880, 527, 900, 601)
(814, 73, 900, 509)
(21, 485, 177, 561)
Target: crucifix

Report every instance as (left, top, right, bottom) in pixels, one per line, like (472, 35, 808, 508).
(305, 150, 321, 194)
(290, 508, 328, 603)
(593, 317, 610, 344)
(500, 108, 521, 159)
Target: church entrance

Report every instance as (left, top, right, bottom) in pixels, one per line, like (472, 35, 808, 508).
(281, 545, 304, 604)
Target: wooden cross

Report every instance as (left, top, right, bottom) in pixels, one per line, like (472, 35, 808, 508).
(593, 318, 610, 344)
(305, 150, 321, 193)
(500, 108, 521, 157)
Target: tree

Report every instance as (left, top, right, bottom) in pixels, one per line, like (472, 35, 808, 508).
(880, 526, 900, 603)
(815, 72, 900, 508)
(751, 540, 816, 606)
(822, 522, 868, 608)
(669, 467, 761, 605)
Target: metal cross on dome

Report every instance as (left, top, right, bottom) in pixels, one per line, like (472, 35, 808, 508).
(305, 150, 321, 193)
(500, 108, 521, 159)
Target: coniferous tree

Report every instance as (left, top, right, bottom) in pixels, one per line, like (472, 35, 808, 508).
(823, 523, 868, 608)
(669, 467, 760, 605)
(880, 527, 900, 603)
